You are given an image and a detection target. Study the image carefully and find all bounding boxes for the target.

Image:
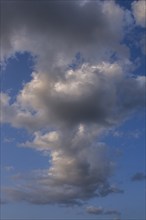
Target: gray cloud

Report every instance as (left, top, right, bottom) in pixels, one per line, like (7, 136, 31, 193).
(0, 64, 145, 130)
(1, 0, 133, 69)
(86, 206, 104, 215)
(0, 0, 145, 207)
(131, 172, 146, 181)
(86, 205, 121, 217)
(105, 210, 121, 215)
(0, 199, 8, 205)
(2, 129, 118, 205)
(97, 184, 124, 197)
(0, 61, 144, 206)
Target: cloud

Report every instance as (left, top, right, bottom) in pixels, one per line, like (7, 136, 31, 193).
(112, 129, 142, 139)
(105, 210, 121, 216)
(0, 63, 145, 130)
(86, 206, 104, 215)
(3, 137, 15, 143)
(132, 0, 146, 27)
(0, 199, 8, 205)
(86, 205, 121, 217)
(0, 0, 145, 207)
(4, 166, 14, 172)
(2, 127, 118, 205)
(131, 172, 146, 181)
(0, 62, 144, 206)
(140, 34, 146, 55)
(1, 0, 133, 67)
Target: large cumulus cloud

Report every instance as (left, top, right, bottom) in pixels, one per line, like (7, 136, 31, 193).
(0, 62, 145, 129)
(0, 0, 145, 207)
(1, 0, 133, 69)
(1, 60, 145, 205)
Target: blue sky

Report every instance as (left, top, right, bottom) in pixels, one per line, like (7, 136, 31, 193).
(0, 0, 146, 219)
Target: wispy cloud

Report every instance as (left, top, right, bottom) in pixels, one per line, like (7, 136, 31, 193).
(131, 172, 146, 181)
(86, 205, 121, 218)
(4, 166, 14, 172)
(86, 206, 104, 215)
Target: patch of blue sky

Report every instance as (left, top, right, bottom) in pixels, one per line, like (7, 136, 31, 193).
(116, 0, 135, 10)
(123, 27, 146, 71)
(68, 52, 85, 70)
(1, 203, 85, 220)
(1, 124, 49, 174)
(102, 110, 145, 180)
(0, 52, 35, 102)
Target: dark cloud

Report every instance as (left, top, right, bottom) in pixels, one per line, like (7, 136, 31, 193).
(1, 0, 131, 66)
(131, 172, 146, 181)
(97, 183, 124, 197)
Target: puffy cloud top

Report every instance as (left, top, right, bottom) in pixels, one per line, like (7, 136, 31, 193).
(132, 0, 146, 27)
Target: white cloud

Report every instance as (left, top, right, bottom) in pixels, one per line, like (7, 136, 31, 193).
(86, 205, 121, 217)
(4, 166, 14, 172)
(132, 0, 146, 27)
(86, 206, 104, 215)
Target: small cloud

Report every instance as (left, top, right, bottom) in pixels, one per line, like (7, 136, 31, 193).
(4, 137, 15, 143)
(131, 172, 146, 181)
(112, 129, 141, 139)
(105, 209, 121, 216)
(4, 166, 14, 172)
(112, 131, 123, 137)
(86, 206, 104, 215)
(98, 184, 124, 197)
(0, 199, 8, 205)
(113, 217, 121, 220)
(128, 130, 141, 139)
(132, 0, 146, 27)
(86, 205, 121, 218)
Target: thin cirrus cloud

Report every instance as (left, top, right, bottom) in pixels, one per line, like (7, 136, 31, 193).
(0, 0, 145, 208)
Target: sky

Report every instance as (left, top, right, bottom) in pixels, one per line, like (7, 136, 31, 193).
(0, 0, 146, 219)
